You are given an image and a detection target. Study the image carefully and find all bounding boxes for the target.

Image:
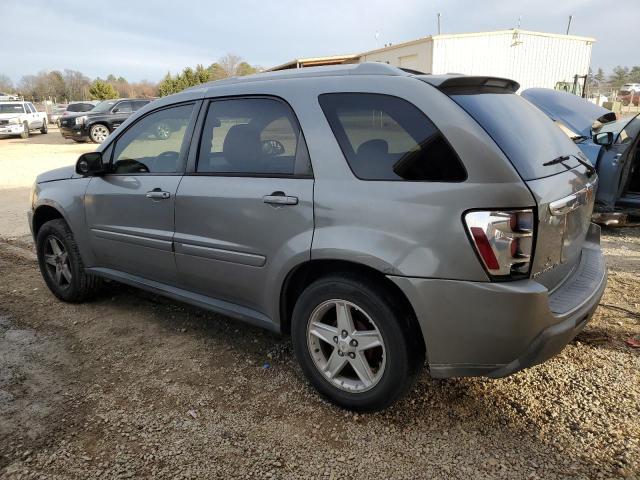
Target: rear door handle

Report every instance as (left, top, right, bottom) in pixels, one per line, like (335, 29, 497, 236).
(263, 191, 298, 206)
(146, 189, 171, 200)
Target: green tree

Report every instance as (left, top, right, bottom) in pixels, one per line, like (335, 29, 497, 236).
(594, 68, 605, 85)
(236, 62, 257, 76)
(629, 66, 640, 83)
(88, 79, 118, 100)
(609, 66, 629, 88)
(208, 63, 227, 80)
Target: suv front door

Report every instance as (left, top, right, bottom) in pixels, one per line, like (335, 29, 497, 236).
(174, 97, 314, 322)
(84, 102, 198, 284)
(110, 101, 133, 129)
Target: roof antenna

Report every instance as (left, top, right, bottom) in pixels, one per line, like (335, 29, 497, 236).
(437, 13, 441, 35)
(566, 15, 573, 34)
(374, 31, 380, 48)
(516, 15, 521, 29)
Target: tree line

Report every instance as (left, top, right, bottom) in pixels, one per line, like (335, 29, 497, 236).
(0, 54, 260, 103)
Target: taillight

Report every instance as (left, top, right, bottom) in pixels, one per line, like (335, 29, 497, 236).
(464, 209, 534, 280)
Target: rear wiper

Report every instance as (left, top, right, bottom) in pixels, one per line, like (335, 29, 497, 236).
(543, 155, 570, 167)
(543, 154, 596, 177)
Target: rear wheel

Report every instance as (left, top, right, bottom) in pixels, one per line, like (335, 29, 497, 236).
(36, 219, 101, 302)
(89, 123, 110, 143)
(20, 122, 29, 139)
(291, 273, 424, 411)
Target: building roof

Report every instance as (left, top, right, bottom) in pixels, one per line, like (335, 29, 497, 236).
(358, 29, 596, 57)
(268, 54, 359, 72)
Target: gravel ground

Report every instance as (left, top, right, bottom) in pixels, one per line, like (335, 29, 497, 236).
(0, 230, 638, 480)
(0, 126, 639, 479)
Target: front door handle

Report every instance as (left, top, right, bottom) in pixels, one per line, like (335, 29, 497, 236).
(263, 191, 298, 206)
(146, 189, 171, 200)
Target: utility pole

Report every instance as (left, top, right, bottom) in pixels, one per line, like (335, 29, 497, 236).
(566, 15, 573, 35)
(437, 13, 441, 35)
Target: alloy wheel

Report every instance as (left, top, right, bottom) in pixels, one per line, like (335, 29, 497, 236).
(90, 125, 109, 143)
(43, 236, 72, 288)
(307, 299, 386, 393)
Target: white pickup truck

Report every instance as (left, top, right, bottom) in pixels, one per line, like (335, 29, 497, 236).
(0, 101, 48, 138)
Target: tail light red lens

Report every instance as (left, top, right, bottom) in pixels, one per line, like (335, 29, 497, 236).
(464, 209, 534, 280)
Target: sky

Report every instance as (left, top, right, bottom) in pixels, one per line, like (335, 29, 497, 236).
(1, 0, 638, 84)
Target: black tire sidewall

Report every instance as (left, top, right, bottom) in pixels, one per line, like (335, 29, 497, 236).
(41, 122, 48, 134)
(36, 219, 85, 302)
(291, 276, 415, 411)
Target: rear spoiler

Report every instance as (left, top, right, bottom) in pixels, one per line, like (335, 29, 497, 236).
(417, 75, 520, 93)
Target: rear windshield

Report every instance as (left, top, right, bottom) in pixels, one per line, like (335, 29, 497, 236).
(450, 91, 580, 180)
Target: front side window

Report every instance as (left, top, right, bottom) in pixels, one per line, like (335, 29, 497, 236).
(111, 103, 194, 174)
(319, 93, 466, 181)
(196, 97, 307, 176)
(27, 103, 36, 113)
(113, 101, 132, 114)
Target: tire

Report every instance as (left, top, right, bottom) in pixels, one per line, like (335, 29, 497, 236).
(89, 123, 110, 143)
(291, 273, 424, 411)
(36, 219, 101, 302)
(20, 122, 29, 139)
(40, 121, 48, 134)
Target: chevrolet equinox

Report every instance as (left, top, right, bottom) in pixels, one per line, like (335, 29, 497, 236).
(29, 63, 607, 411)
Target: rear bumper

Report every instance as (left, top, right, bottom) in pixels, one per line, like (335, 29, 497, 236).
(389, 223, 606, 378)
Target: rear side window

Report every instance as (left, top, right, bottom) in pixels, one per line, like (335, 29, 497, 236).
(196, 97, 311, 176)
(318, 93, 466, 181)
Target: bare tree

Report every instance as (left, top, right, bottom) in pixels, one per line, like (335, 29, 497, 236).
(219, 53, 243, 77)
(0, 74, 13, 92)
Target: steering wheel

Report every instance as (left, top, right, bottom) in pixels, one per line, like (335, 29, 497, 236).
(113, 158, 150, 174)
(261, 139, 285, 156)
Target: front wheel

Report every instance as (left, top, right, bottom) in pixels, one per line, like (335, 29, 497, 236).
(291, 274, 424, 411)
(36, 219, 101, 302)
(89, 123, 110, 143)
(40, 121, 48, 134)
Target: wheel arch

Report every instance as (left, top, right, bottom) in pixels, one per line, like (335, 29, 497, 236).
(32, 204, 66, 237)
(279, 259, 426, 353)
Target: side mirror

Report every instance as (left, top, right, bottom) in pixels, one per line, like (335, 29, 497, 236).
(112, 107, 119, 113)
(593, 131, 614, 147)
(76, 151, 107, 176)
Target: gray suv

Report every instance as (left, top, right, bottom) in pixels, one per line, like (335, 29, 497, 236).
(29, 63, 607, 411)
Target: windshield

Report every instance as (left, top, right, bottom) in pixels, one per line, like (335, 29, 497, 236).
(91, 101, 117, 113)
(0, 103, 25, 114)
(521, 88, 612, 137)
(451, 91, 581, 180)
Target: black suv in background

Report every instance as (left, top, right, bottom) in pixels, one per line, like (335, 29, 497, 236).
(59, 98, 151, 143)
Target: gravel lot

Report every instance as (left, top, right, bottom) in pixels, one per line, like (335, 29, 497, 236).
(0, 130, 639, 479)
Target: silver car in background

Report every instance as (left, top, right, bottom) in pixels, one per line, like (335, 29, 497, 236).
(28, 64, 606, 411)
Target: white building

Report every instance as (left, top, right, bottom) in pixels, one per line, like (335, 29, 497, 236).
(357, 29, 595, 92)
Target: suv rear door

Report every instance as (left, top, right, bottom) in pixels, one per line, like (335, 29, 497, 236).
(174, 97, 314, 323)
(84, 102, 199, 284)
(439, 79, 597, 290)
(110, 101, 133, 129)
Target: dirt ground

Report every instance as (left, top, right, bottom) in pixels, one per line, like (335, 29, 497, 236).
(0, 129, 639, 479)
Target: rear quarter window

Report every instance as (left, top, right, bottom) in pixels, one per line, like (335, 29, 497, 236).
(318, 93, 466, 182)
